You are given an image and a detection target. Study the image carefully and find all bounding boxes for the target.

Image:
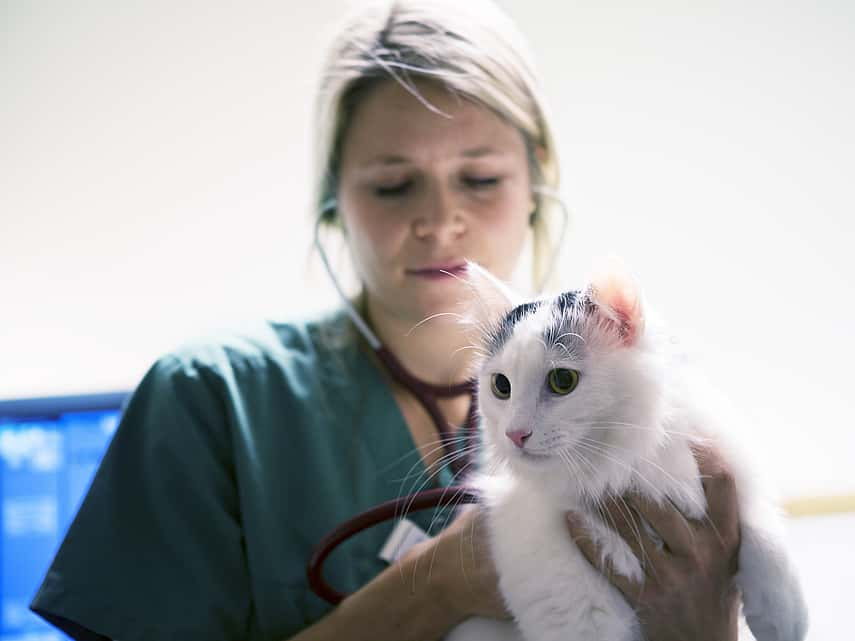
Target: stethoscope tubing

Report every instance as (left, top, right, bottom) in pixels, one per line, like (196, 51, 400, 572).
(307, 485, 480, 605)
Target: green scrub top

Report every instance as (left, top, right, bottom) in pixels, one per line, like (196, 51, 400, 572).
(30, 310, 457, 641)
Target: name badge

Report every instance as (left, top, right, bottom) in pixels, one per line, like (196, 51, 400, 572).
(378, 518, 430, 563)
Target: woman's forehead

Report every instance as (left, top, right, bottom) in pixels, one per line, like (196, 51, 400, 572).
(340, 80, 526, 168)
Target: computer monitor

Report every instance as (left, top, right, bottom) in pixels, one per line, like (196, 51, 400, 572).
(0, 392, 129, 641)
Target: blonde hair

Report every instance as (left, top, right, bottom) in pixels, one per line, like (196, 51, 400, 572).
(313, 0, 563, 290)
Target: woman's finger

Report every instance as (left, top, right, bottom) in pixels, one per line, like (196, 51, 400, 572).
(565, 511, 641, 602)
(691, 443, 740, 550)
(626, 492, 696, 557)
(600, 495, 663, 579)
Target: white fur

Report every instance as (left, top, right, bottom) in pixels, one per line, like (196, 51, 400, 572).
(445, 271, 808, 641)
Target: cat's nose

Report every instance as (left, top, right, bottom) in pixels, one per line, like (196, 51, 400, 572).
(506, 429, 533, 449)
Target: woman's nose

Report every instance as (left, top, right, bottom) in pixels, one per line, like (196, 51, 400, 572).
(412, 183, 465, 243)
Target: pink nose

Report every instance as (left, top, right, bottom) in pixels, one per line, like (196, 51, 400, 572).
(506, 429, 533, 449)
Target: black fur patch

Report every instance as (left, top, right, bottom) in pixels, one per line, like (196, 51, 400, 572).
(554, 290, 582, 315)
(544, 290, 585, 351)
(489, 300, 541, 354)
(489, 290, 590, 356)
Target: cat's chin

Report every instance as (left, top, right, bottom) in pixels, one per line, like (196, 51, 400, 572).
(504, 447, 555, 470)
(506, 452, 582, 496)
(504, 447, 550, 470)
(516, 448, 552, 461)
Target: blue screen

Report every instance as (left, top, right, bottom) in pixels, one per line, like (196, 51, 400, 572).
(0, 398, 125, 641)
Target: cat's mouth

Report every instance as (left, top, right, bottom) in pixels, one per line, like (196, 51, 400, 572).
(516, 448, 551, 461)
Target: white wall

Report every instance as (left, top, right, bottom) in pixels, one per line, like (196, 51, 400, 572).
(785, 513, 855, 641)
(2, 0, 854, 503)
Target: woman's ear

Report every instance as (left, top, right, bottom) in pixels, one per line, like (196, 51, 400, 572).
(319, 198, 346, 232)
(528, 197, 538, 226)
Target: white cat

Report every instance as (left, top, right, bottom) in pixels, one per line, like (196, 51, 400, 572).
(445, 260, 808, 641)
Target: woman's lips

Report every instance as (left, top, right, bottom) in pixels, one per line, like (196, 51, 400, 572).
(406, 263, 467, 280)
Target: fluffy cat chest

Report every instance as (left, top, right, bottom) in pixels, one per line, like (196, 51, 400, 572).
(485, 481, 628, 560)
(482, 442, 708, 578)
(483, 481, 642, 640)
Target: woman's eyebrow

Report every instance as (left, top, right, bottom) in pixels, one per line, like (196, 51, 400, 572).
(364, 155, 410, 166)
(460, 146, 505, 158)
(359, 146, 509, 169)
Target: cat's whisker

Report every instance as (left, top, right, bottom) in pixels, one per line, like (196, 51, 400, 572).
(380, 427, 482, 482)
(406, 452, 482, 588)
(558, 443, 598, 478)
(562, 433, 676, 593)
(576, 436, 709, 519)
(553, 331, 586, 345)
(549, 341, 581, 360)
(399, 447, 477, 519)
(392, 436, 477, 502)
(423, 483, 473, 585)
(557, 450, 588, 494)
(573, 438, 717, 545)
(608, 492, 661, 583)
(389, 435, 472, 477)
(577, 443, 644, 544)
(550, 341, 570, 357)
(396, 445, 474, 517)
(406, 312, 466, 336)
(444, 454, 500, 590)
(451, 459, 502, 585)
(423, 456, 478, 535)
(421, 457, 502, 587)
(394, 444, 481, 525)
(451, 344, 490, 361)
(580, 420, 709, 442)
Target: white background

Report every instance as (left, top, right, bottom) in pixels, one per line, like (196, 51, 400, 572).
(2, 3, 854, 638)
(2, 0, 853, 501)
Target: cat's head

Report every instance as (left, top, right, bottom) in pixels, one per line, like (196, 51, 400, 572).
(462, 259, 668, 499)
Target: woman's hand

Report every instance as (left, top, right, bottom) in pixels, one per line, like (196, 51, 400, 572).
(565, 444, 742, 641)
(405, 505, 511, 624)
(292, 506, 507, 641)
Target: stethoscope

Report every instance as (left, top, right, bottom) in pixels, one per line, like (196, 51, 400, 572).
(307, 187, 569, 605)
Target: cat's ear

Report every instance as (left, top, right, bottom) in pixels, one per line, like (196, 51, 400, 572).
(585, 256, 645, 347)
(459, 261, 519, 336)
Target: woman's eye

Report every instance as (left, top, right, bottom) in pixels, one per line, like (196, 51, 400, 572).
(463, 176, 501, 189)
(547, 368, 579, 395)
(490, 373, 511, 399)
(374, 181, 412, 197)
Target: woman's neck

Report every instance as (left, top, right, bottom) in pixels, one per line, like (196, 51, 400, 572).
(363, 296, 475, 386)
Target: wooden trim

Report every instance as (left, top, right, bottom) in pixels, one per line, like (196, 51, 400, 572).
(783, 494, 855, 518)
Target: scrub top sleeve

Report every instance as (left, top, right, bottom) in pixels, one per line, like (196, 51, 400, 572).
(30, 354, 253, 641)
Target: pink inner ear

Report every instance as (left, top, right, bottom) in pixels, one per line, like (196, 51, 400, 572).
(589, 268, 645, 346)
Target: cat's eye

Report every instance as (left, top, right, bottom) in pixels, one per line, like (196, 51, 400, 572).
(491, 373, 511, 399)
(547, 368, 579, 395)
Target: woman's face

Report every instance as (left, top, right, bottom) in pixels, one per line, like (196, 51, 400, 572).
(337, 80, 533, 327)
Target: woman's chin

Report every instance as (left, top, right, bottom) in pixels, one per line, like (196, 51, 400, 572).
(406, 282, 471, 319)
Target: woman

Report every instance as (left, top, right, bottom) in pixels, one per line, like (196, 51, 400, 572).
(31, 1, 741, 640)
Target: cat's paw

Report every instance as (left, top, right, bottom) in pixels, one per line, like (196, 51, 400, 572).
(738, 525, 809, 641)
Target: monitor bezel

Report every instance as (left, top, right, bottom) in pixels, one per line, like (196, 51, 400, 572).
(0, 392, 131, 419)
